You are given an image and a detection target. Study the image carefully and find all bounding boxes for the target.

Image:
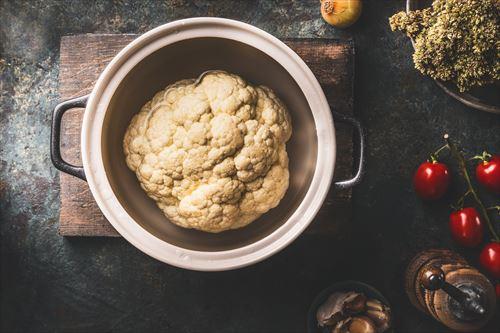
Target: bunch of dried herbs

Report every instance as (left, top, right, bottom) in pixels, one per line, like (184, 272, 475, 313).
(389, 0, 499, 92)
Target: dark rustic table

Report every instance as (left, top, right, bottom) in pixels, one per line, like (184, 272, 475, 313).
(1, 1, 499, 332)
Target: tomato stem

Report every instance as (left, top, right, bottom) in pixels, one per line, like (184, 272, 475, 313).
(444, 134, 500, 242)
(470, 151, 492, 163)
(455, 190, 471, 210)
(487, 206, 500, 215)
(430, 144, 449, 162)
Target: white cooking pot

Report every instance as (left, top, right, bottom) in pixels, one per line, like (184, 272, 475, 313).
(51, 18, 364, 271)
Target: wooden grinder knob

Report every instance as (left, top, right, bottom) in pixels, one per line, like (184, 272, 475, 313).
(420, 265, 446, 290)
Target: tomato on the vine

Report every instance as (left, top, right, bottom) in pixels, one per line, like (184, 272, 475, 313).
(476, 154, 500, 194)
(449, 208, 483, 247)
(413, 161, 450, 200)
(479, 242, 500, 279)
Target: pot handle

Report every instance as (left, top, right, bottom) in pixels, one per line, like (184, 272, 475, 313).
(331, 110, 365, 189)
(50, 95, 89, 181)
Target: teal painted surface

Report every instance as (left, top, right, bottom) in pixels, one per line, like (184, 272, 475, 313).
(1, 1, 499, 332)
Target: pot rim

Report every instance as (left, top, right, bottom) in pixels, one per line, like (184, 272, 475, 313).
(81, 17, 336, 271)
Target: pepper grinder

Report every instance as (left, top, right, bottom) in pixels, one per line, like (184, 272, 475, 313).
(405, 249, 496, 332)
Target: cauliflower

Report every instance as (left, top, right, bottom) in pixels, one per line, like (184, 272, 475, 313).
(123, 71, 292, 233)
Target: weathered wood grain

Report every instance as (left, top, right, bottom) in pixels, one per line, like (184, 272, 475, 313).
(58, 34, 354, 237)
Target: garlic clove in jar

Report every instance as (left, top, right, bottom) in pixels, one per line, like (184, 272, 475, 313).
(317, 293, 347, 327)
(348, 316, 377, 333)
(331, 317, 352, 333)
(317, 292, 367, 327)
(365, 298, 392, 333)
(320, 0, 363, 28)
(343, 292, 367, 315)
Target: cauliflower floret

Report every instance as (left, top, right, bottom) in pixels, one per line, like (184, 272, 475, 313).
(123, 71, 292, 233)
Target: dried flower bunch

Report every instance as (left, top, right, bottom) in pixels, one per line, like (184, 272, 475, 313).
(389, 0, 500, 92)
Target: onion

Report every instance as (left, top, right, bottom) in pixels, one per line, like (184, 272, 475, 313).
(320, 0, 363, 28)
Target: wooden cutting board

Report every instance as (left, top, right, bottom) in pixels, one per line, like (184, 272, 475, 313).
(58, 34, 355, 237)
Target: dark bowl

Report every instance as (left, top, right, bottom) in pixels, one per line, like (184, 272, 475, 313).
(406, 0, 500, 114)
(307, 280, 393, 333)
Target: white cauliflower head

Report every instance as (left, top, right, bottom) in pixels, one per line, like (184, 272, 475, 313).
(123, 71, 292, 233)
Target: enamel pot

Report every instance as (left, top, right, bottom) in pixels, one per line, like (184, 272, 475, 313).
(51, 18, 364, 271)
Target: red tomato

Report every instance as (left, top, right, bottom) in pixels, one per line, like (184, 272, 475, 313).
(476, 155, 500, 194)
(413, 161, 450, 200)
(479, 242, 500, 279)
(449, 208, 484, 247)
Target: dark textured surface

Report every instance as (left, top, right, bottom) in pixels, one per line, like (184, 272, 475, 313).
(1, 1, 499, 332)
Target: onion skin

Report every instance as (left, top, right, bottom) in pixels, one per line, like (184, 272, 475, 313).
(320, 0, 363, 28)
